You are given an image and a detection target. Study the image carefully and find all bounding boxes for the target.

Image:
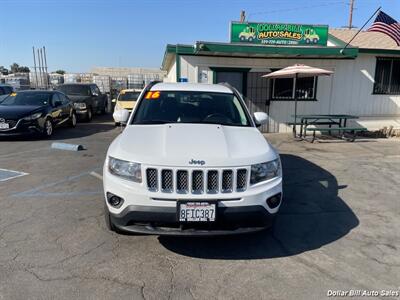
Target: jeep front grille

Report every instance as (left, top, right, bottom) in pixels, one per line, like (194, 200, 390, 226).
(161, 169, 173, 192)
(207, 170, 218, 193)
(221, 170, 233, 193)
(146, 168, 158, 191)
(176, 170, 188, 193)
(236, 169, 247, 191)
(191, 170, 204, 193)
(146, 168, 248, 194)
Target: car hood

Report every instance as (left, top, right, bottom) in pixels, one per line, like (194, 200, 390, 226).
(107, 124, 278, 167)
(0, 105, 44, 120)
(117, 101, 136, 110)
(67, 95, 91, 102)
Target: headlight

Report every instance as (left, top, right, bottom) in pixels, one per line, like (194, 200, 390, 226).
(23, 112, 42, 121)
(74, 102, 86, 109)
(108, 156, 142, 182)
(114, 104, 121, 111)
(250, 158, 281, 184)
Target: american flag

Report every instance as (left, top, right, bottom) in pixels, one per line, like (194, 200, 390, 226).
(368, 11, 400, 46)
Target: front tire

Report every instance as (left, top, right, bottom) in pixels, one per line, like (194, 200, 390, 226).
(85, 107, 93, 122)
(69, 112, 77, 128)
(42, 118, 53, 138)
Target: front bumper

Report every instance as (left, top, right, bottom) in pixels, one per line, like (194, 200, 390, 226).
(75, 109, 87, 114)
(104, 166, 282, 236)
(110, 204, 275, 236)
(0, 120, 43, 136)
(75, 109, 88, 119)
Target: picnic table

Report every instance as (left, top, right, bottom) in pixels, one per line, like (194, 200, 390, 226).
(288, 114, 366, 142)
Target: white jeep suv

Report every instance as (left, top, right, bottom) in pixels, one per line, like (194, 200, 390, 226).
(103, 82, 282, 235)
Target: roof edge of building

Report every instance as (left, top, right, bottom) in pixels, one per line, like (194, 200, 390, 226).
(161, 40, 359, 70)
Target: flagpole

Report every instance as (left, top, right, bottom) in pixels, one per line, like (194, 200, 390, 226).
(340, 6, 381, 54)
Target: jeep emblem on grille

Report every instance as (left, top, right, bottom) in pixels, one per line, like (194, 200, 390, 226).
(189, 159, 205, 165)
(0, 118, 5, 123)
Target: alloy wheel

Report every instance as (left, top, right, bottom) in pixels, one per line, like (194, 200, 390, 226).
(45, 120, 53, 136)
(72, 113, 77, 127)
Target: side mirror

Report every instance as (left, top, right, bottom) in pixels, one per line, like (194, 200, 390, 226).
(112, 99, 116, 103)
(113, 108, 130, 124)
(92, 93, 99, 97)
(253, 112, 268, 127)
(54, 100, 63, 107)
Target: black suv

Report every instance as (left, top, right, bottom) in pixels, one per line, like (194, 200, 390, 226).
(56, 83, 107, 121)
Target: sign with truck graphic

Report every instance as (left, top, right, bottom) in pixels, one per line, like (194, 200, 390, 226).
(230, 22, 328, 46)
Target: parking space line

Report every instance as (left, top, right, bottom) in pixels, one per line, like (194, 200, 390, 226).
(90, 171, 103, 181)
(11, 168, 101, 197)
(0, 168, 29, 182)
(15, 191, 102, 197)
(0, 147, 49, 160)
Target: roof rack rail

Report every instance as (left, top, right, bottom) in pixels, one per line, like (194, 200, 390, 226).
(218, 82, 239, 94)
(142, 80, 162, 92)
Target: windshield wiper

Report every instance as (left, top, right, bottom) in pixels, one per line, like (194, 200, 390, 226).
(135, 120, 177, 125)
(200, 121, 233, 126)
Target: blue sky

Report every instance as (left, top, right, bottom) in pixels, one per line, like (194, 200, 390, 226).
(0, 0, 398, 72)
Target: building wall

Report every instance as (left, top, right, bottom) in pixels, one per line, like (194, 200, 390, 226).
(164, 60, 177, 83)
(90, 67, 166, 78)
(177, 54, 400, 132)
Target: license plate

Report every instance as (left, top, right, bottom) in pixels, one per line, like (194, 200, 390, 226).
(178, 201, 216, 222)
(0, 123, 9, 129)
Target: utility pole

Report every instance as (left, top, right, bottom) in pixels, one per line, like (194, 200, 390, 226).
(40, 47, 47, 88)
(32, 46, 38, 88)
(43, 46, 49, 88)
(240, 10, 246, 22)
(348, 0, 355, 29)
(37, 48, 43, 88)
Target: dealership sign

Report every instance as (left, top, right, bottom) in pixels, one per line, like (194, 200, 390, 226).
(230, 22, 328, 46)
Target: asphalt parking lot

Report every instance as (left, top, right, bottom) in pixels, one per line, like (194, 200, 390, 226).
(0, 115, 399, 299)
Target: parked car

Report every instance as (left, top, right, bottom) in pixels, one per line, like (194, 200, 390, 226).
(0, 84, 14, 102)
(112, 89, 142, 126)
(0, 84, 13, 95)
(56, 83, 107, 122)
(103, 82, 282, 236)
(0, 90, 76, 138)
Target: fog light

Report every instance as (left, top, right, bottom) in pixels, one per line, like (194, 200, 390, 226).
(107, 192, 124, 208)
(266, 193, 281, 209)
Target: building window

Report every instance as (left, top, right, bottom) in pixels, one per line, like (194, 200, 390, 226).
(373, 57, 400, 95)
(271, 76, 317, 100)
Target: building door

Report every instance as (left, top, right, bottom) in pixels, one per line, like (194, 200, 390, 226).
(246, 72, 271, 133)
(215, 72, 244, 94)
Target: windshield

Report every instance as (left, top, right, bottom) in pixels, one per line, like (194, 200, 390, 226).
(57, 85, 91, 96)
(118, 91, 140, 101)
(132, 91, 250, 126)
(0, 95, 8, 103)
(0, 92, 51, 106)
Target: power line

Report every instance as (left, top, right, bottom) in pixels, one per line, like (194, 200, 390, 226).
(247, 1, 348, 21)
